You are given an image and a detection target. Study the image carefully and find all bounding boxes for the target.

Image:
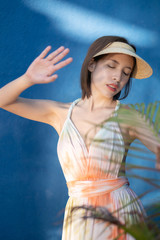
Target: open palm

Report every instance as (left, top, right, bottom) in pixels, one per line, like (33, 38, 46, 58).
(25, 46, 73, 84)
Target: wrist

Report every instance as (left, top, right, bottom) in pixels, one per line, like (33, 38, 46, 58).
(22, 73, 36, 87)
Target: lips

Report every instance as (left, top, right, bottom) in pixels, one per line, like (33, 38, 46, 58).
(106, 84, 118, 92)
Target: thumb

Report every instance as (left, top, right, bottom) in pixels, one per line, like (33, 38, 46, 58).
(45, 74, 58, 83)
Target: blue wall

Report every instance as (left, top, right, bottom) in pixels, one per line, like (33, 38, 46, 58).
(0, 0, 160, 239)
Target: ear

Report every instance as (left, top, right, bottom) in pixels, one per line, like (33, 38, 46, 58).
(88, 59, 96, 72)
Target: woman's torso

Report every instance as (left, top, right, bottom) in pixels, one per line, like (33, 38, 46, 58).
(52, 98, 133, 153)
(55, 99, 134, 181)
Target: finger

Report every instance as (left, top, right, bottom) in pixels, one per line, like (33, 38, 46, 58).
(44, 74, 58, 83)
(51, 48, 71, 65)
(38, 46, 52, 59)
(53, 57, 73, 71)
(46, 46, 65, 61)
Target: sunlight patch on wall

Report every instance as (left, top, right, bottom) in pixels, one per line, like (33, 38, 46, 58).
(23, 0, 157, 47)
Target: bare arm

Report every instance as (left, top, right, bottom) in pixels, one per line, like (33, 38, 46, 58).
(128, 109, 160, 170)
(0, 46, 73, 128)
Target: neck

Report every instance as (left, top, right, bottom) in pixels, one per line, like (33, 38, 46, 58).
(83, 95, 116, 112)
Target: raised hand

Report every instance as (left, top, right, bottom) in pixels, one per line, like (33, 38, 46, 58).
(25, 46, 73, 84)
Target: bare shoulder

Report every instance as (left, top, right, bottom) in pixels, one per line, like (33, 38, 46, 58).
(48, 100, 72, 135)
(49, 100, 71, 113)
(119, 102, 148, 141)
(118, 103, 139, 143)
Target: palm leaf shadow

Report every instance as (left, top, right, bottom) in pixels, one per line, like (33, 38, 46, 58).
(67, 101, 160, 239)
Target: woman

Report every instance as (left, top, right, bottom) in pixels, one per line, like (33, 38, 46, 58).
(0, 36, 160, 239)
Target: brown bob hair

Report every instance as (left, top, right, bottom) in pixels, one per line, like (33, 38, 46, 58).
(80, 36, 136, 100)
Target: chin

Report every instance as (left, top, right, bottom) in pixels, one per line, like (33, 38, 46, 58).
(103, 90, 116, 99)
(103, 93, 115, 100)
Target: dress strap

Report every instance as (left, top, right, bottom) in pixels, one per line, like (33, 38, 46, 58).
(67, 99, 120, 119)
(112, 100, 120, 117)
(67, 98, 81, 119)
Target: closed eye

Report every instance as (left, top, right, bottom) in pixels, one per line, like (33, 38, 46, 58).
(107, 63, 131, 76)
(107, 64, 115, 68)
(123, 71, 130, 76)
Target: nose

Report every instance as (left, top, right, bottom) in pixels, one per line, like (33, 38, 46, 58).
(112, 70, 122, 82)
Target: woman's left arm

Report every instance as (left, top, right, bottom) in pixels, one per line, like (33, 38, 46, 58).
(128, 111, 160, 170)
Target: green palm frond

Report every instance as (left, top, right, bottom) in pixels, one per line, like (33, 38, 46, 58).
(70, 204, 160, 240)
(122, 101, 160, 135)
(68, 101, 160, 239)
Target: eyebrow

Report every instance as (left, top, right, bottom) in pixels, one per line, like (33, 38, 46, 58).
(109, 59, 132, 70)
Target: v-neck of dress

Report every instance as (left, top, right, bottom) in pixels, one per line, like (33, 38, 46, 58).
(68, 98, 120, 155)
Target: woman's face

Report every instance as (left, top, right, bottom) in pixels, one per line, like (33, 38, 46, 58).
(89, 53, 134, 100)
